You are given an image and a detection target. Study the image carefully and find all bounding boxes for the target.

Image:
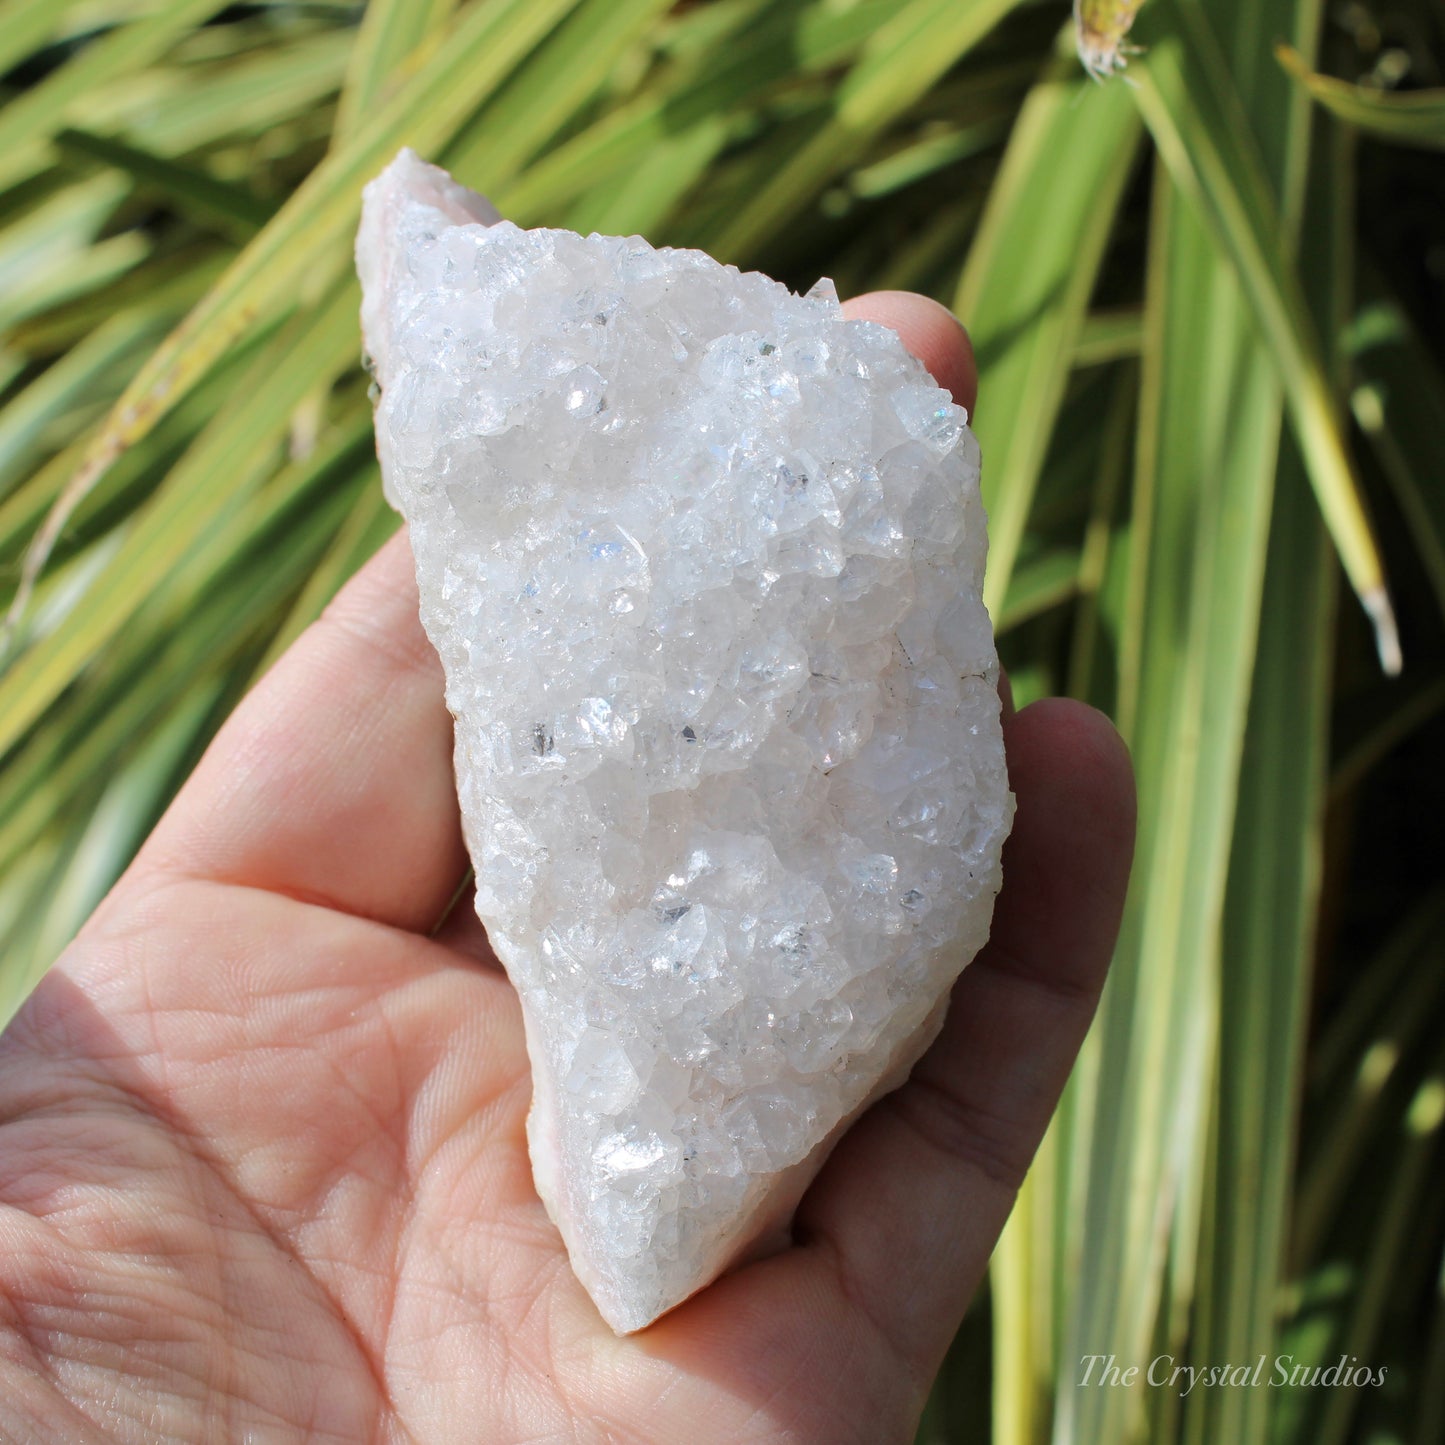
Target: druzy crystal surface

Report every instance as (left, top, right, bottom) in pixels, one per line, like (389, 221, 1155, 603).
(357, 150, 1014, 1333)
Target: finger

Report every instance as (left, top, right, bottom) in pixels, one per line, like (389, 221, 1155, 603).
(132, 527, 469, 934)
(793, 698, 1135, 1384)
(842, 290, 978, 415)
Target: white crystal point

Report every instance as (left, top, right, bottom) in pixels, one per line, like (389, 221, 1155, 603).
(357, 149, 1014, 1333)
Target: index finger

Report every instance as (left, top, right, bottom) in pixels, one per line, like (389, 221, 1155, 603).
(129, 526, 470, 934)
(842, 290, 979, 416)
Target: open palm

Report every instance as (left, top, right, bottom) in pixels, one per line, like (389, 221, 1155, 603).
(0, 294, 1134, 1444)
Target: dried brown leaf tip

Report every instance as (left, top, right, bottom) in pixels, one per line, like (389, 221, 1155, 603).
(1074, 0, 1145, 82)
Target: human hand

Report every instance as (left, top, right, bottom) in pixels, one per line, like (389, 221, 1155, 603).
(0, 292, 1134, 1444)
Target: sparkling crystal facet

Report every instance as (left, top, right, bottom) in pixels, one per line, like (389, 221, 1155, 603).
(357, 149, 1014, 1333)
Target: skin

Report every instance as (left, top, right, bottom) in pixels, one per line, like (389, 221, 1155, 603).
(0, 292, 1135, 1444)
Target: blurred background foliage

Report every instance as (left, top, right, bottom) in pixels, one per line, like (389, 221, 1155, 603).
(0, 0, 1442, 1439)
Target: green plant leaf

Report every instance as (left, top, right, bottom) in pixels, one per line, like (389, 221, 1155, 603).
(0, 229, 150, 334)
(0, 281, 360, 758)
(0, 0, 235, 195)
(1064, 158, 1281, 1443)
(709, 0, 1023, 261)
(1188, 450, 1334, 1445)
(495, 0, 893, 223)
(0, 0, 73, 81)
(253, 475, 395, 675)
(333, 0, 458, 145)
(74, 27, 354, 156)
(0, 407, 372, 883)
(1276, 42, 1445, 151)
(0, 308, 163, 496)
(446, 0, 678, 193)
(1292, 890, 1445, 1274)
(35, 0, 581, 602)
(0, 174, 128, 299)
(1345, 282, 1445, 627)
(1073, 308, 1145, 367)
(1132, 0, 1399, 672)
(1064, 5, 1333, 1433)
(53, 126, 273, 238)
(996, 546, 1079, 632)
(955, 47, 1141, 616)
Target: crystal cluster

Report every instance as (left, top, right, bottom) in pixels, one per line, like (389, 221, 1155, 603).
(357, 150, 1013, 1333)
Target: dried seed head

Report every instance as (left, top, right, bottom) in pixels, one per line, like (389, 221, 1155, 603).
(1074, 0, 1145, 82)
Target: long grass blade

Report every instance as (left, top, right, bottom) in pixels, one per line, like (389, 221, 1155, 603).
(1065, 1, 1331, 1427)
(0, 310, 162, 496)
(955, 47, 1140, 615)
(0, 0, 72, 81)
(709, 0, 1022, 261)
(446, 0, 678, 193)
(0, 844, 66, 1028)
(495, 0, 888, 223)
(22, 678, 224, 975)
(333, 0, 458, 146)
(1346, 279, 1445, 627)
(1073, 308, 1145, 367)
(1, 239, 152, 348)
(1316, 1064, 1445, 1445)
(996, 547, 1079, 633)
(0, 282, 359, 758)
(0, 410, 372, 883)
(252, 467, 393, 674)
(18, 0, 582, 628)
(1292, 890, 1445, 1271)
(1186, 451, 1333, 1445)
(53, 127, 273, 238)
(72, 28, 353, 157)
(1132, 0, 1399, 672)
(0, 0, 234, 195)
(0, 174, 128, 298)
(1276, 42, 1445, 151)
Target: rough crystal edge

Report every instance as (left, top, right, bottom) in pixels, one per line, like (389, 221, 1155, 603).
(357, 148, 1014, 1334)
